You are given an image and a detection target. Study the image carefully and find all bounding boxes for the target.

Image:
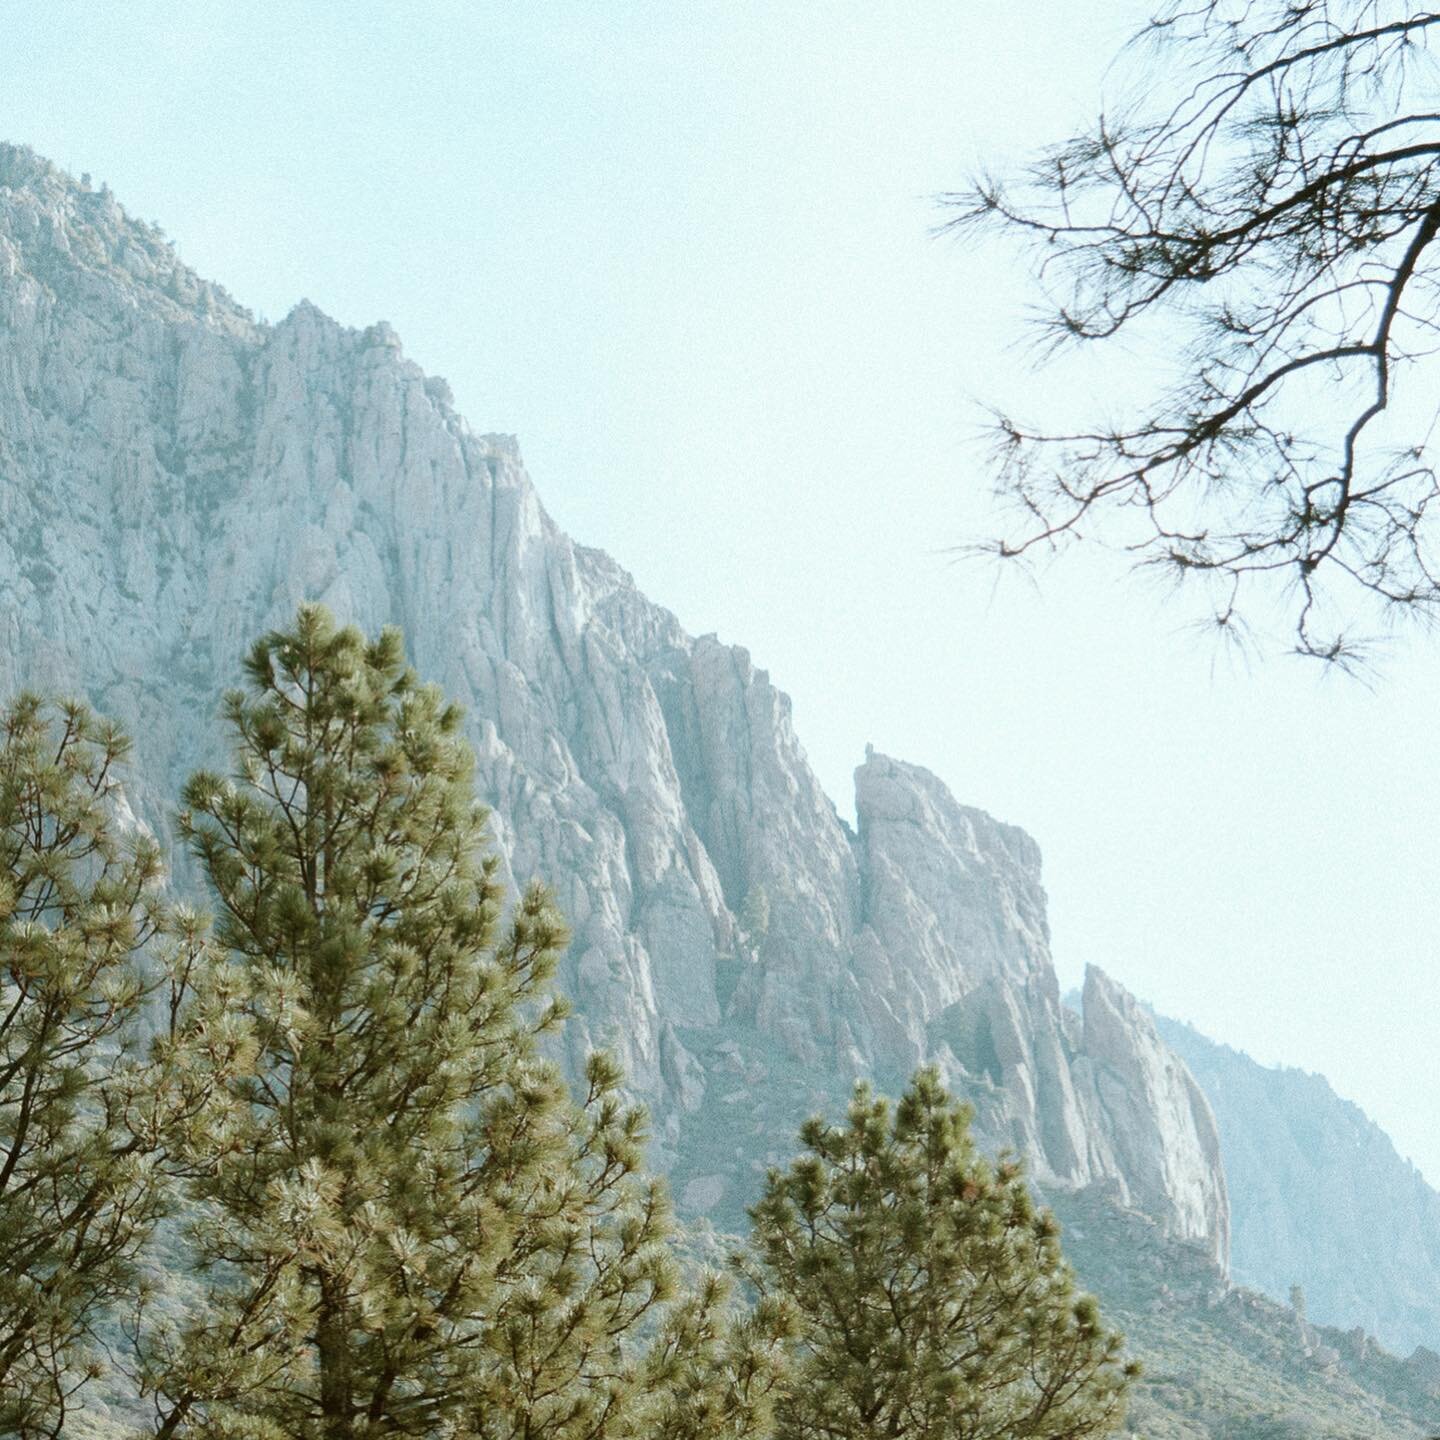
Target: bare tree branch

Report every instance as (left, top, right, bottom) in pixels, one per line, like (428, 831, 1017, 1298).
(950, 0, 1440, 657)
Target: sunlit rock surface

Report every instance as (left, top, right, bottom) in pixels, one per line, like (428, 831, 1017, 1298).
(0, 142, 1226, 1265)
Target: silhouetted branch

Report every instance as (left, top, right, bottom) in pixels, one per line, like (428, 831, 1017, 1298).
(951, 1, 1440, 657)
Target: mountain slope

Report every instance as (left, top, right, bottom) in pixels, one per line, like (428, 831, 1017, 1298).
(1049, 1187, 1440, 1440)
(1156, 1012, 1440, 1357)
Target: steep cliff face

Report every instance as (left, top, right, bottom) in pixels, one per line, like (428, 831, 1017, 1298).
(0, 143, 1227, 1265)
(1156, 1013, 1440, 1355)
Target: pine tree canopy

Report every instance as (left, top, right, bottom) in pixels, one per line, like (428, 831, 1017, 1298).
(0, 695, 173, 1439)
(0, 621, 1125, 1440)
(745, 1067, 1137, 1440)
(143, 605, 783, 1440)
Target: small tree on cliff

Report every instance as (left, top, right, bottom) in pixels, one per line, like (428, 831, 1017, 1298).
(0, 697, 175, 1437)
(145, 605, 783, 1440)
(746, 1067, 1135, 1440)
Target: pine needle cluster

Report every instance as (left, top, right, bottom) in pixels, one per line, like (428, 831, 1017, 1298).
(746, 1068, 1137, 1440)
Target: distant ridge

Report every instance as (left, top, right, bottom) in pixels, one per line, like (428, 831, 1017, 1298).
(1156, 1011, 1440, 1356)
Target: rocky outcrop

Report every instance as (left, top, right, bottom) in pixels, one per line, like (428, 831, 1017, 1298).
(1074, 969, 1229, 1263)
(0, 143, 1228, 1264)
(926, 967, 1229, 1267)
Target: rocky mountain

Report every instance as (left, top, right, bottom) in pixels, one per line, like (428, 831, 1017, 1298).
(0, 140, 1231, 1270)
(1155, 1012, 1440, 1357)
(19, 141, 1440, 1434)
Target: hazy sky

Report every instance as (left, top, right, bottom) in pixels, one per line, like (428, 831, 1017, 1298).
(6, 2, 1440, 1182)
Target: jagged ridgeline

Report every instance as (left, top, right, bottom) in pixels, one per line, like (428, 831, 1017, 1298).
(2, 144, 1438, 1437)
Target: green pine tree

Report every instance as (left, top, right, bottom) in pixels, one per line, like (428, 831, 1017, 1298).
(745, 1067, 1136, 1440)
(0, 695, 175, 1437)
(144, 606, 782, 1440)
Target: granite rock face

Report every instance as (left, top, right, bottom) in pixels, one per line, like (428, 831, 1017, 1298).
(0, 144, 1228, 1265)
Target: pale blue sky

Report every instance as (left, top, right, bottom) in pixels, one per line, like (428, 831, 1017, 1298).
(6, 2, 1439, 1182)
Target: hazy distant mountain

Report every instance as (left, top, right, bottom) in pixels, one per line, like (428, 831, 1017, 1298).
(1155, 1012, 1440, 1357)
(3, 141, 1437, 1435)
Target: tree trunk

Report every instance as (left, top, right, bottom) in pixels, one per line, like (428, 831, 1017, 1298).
(317, 1273, 354, 1440)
